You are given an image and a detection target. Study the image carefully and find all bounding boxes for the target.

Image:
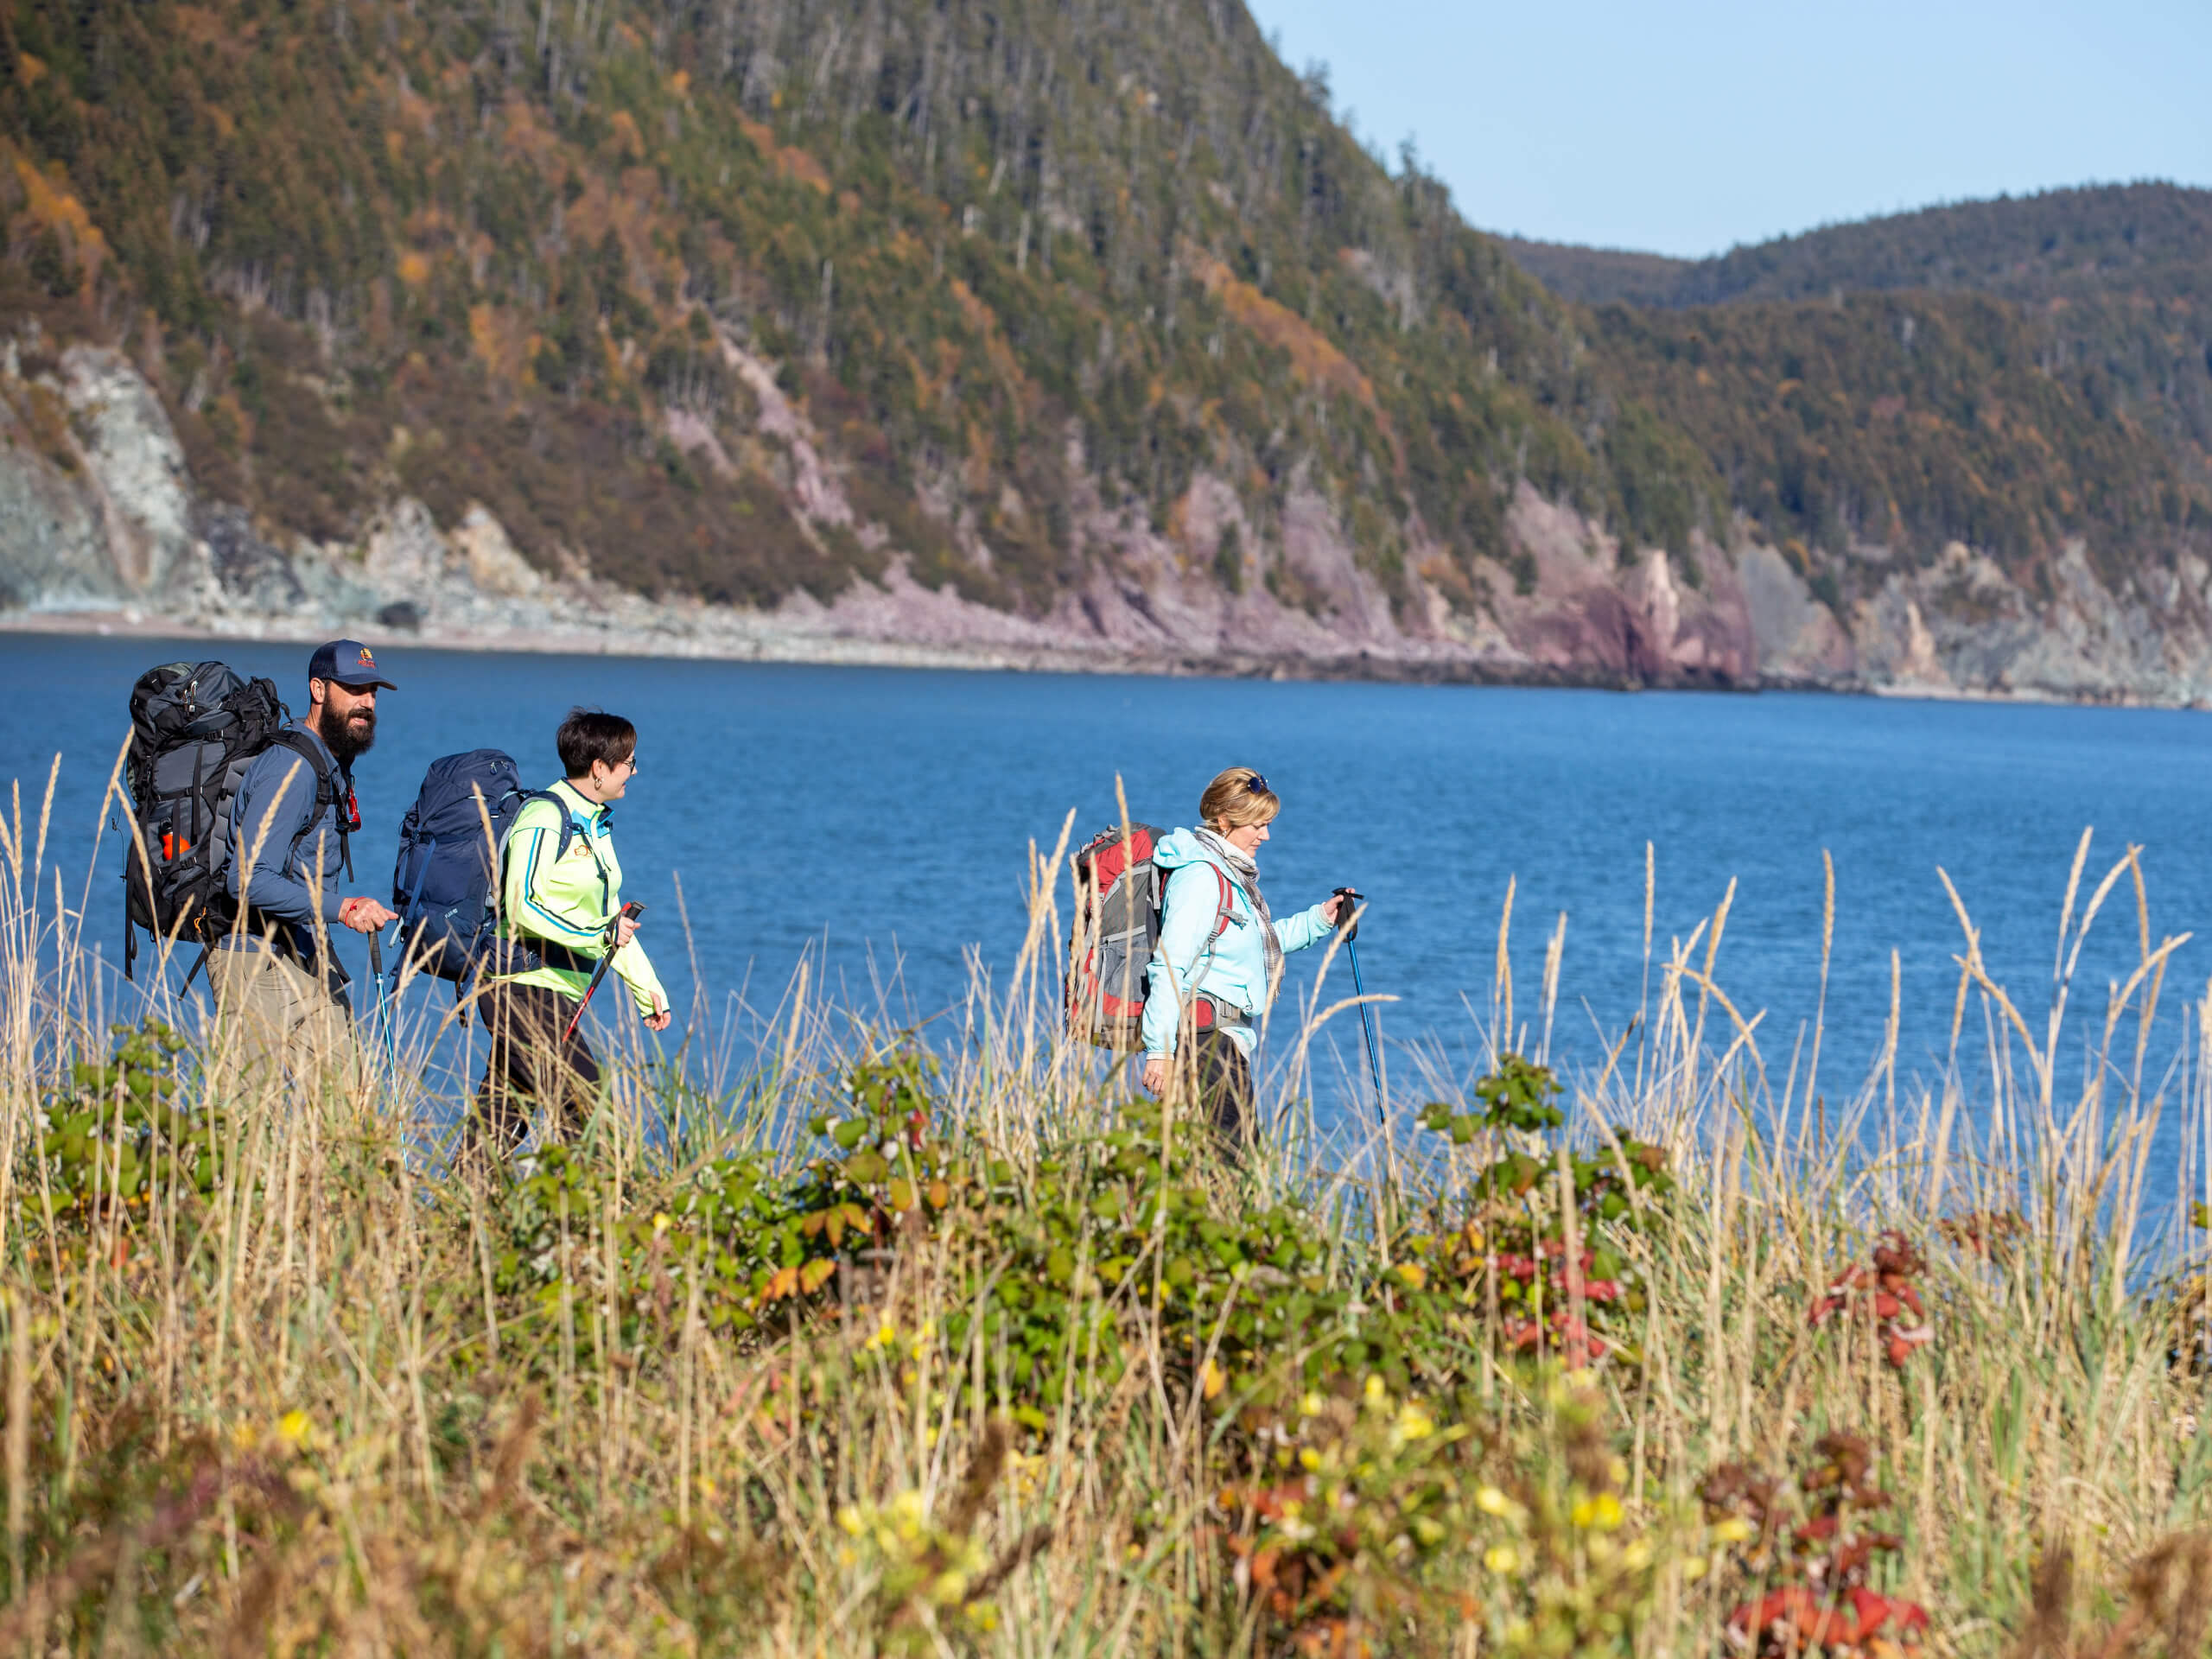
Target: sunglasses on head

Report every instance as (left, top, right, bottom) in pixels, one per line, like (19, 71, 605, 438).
(1244, 773, 1271, 796)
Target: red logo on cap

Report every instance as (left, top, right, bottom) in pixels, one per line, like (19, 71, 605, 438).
(357, 648, 376, 669)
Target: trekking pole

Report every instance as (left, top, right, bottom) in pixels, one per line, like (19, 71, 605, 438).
(563, 901, 645, 1043)
(365, 925, 399, 1076)
(1333, 888, 1385, 1120)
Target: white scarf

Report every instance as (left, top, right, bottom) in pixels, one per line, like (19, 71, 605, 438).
(1196, 827, 1283, 999)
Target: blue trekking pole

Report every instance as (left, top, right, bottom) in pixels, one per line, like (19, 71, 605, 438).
(366, 925, 399, 1076)
(1333, 888, 1384, 1121)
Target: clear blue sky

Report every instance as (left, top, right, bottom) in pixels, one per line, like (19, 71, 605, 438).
(1243, 0, 2212, 257)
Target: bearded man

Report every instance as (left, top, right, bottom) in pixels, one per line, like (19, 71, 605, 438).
(210, 639, 400, 1078)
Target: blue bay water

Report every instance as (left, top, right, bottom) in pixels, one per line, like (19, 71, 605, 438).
(5, 632, 2212, 1177)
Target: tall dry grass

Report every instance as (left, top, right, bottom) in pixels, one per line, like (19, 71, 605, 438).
(1, 757, 2210, 1656)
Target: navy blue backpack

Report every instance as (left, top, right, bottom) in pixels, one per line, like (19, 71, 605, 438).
(389, 749, 569, 995)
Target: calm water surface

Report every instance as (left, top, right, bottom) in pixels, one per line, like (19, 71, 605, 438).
(6, 633, 2212, 1174)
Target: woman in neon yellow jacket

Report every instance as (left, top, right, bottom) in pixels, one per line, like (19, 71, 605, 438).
(473, 708, 670, 1154)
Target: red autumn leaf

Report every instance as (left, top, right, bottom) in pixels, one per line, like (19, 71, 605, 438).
(1849, 1586, 1897, 1637)
(1884, 1324, 1934, 1368)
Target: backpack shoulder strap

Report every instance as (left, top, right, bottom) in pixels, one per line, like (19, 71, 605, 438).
(499, 789, 608, 911)
(520, 789, 582, 864)
(260, 728, 351, 879)
(1198, 865, 1236, 959)
(1166, 857, 1239, 977)
(264, 727, 338, 792)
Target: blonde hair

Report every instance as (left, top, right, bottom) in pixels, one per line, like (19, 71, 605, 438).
(1198, 766, 1281, 832)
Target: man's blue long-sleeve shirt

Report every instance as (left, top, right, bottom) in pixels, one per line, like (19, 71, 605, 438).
(221, 721, 353, 962)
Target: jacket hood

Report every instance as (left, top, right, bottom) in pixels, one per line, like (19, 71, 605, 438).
(1154, 827, 1226, 870)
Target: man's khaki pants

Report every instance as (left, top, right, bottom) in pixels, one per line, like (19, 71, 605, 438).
(207, 942, 357, 1086)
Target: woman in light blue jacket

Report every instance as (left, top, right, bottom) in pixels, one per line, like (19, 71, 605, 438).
(1139, 766, 1349, 1150)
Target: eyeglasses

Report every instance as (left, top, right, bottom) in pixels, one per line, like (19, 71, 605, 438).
(620, 756, 640, 773)
(1245, 773, 1271, 796)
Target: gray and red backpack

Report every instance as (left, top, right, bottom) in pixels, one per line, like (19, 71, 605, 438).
(1066, 822, 1234, 1049)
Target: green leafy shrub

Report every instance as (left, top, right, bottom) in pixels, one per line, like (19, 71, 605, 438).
(1216, 1368, 1676, 1657)
(35, 1020, 226, 1224)
(1408, 1055, 1675, 1365)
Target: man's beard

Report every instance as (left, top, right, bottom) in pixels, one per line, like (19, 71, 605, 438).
(317, 703, 377, 764)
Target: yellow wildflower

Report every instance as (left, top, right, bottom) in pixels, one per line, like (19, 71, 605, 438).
(1572, 1492, 1624, 1531)
(1476, 1484, 1519, 1519)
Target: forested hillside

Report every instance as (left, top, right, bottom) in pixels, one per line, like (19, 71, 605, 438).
(0, 0, 1730, 619)
(1503, 183, 2212, 308)
(1503, 183, 2212, 584)
(0, 0, 2206, 695)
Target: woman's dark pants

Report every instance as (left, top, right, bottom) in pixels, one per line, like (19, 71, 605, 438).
(470, 979, 601, 1156)
(1192, 1027, 1255, 1158)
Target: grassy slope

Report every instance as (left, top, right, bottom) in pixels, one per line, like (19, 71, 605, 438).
(5, 799, 2212, 1651)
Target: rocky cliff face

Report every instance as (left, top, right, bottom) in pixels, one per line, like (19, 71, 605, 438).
(3, 336, 2204, 703)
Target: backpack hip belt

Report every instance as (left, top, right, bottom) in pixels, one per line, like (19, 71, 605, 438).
(1192, 994, 1250, 1032)
(226, 918, 317, 968)
(485, 935, 598, 975)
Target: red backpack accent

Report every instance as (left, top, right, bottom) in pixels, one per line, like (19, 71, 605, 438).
(1066, 823, 1235, 1049)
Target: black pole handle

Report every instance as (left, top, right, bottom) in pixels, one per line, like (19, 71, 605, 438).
(1332, 887, 1364, 944)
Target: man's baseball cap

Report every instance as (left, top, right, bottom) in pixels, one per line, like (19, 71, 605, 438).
(308, 639, 397, 690)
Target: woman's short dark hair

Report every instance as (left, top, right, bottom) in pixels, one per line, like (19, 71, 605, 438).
(557, 708, 637, 778)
